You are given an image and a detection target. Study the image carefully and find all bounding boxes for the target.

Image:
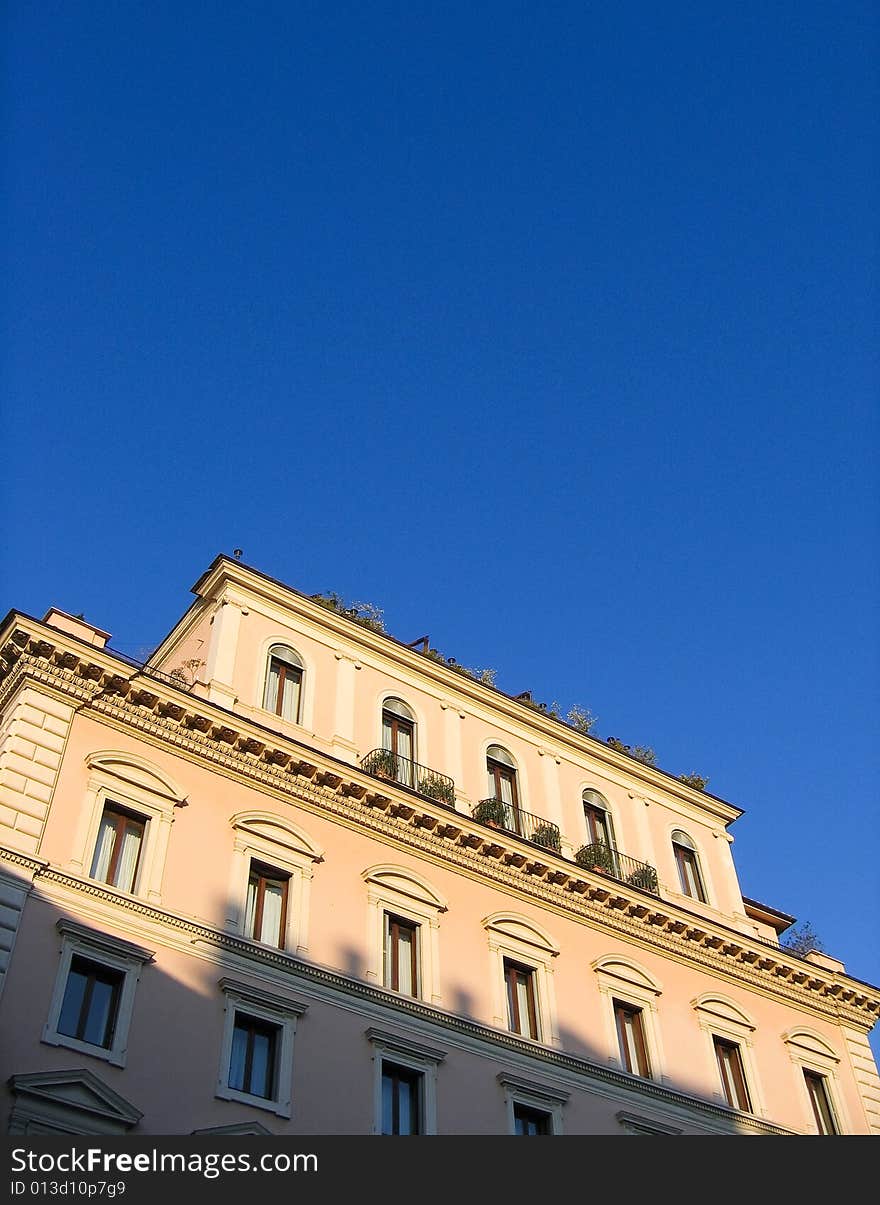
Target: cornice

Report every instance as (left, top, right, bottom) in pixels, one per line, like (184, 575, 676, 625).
(1, 624, 878, 1030)
(7, 851, 794, 1136)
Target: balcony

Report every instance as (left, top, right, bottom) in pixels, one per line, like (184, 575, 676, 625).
(574, 842, 659, 895)
(472, 798, 561, 854)
(360, 748, 456, 808)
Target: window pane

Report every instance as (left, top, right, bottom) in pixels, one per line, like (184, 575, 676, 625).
(515, 975, 531, 1033)
(514, 1104, 550, 1135)
(114, 823, 142, 891)
(715, 1039, 750, 1111)
(250, 1029, 273, 1098)
(398, 1076, 414, 1134)
(381, 1071, 394, 1135)
(805, 1071, 837, 1134)
(81, 977, 116, 1047)
(264, 660, 281, 711)
(396, 925, 414, 996)
(279, 669, 301, 723)
(89, 814, 117, 881)
(259, 881, 284, 946)
(382, 1064, 421, 1135)
(229, 1024, 249, 1092)
(57, 966, 89, 1039)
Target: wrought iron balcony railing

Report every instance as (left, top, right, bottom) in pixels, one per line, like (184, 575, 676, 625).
(471, 798, 562, 853)
(360, 748, 457, 808)
(574, 841, 660, 895)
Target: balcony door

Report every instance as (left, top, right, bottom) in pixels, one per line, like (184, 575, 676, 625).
(382, 698, 416, 788)
(487, 745, 520, 833)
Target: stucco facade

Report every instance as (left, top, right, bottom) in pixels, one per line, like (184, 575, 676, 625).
(0, 555, 877, 1136)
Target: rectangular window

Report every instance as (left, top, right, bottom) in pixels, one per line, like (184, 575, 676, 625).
(804, 1070, 838, 1134)
(384, 914, 420, 997)
(614, 1000, 651, 1078)
(504, 959, 539, 1040)
(381, 1062, 422, 1135)
(513, 1102, 551, 1135)
(229, 1013, 280, 1101)
(89, 805, 145, 893)
(714, 1037, 752, 1112)
(245, 863, 290, 948)
(56, 956, 123, 1050)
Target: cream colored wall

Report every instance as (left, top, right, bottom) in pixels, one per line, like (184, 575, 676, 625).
(21, 705, 873, 1133)
(188, 586, 745, 918)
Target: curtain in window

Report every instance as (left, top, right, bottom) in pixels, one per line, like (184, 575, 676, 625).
(89, 815, 117, 882)
(396, 925, 414, 995)
(115, 824, 142, 891)
(259, 881, 284, 945)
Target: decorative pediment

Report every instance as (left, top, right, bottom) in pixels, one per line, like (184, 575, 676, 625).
(783, 1029, 840, 1062)
(192, 1122, 273, 1135)
(483, 912, 560, 956)
(8, 1069, 142, 1134)
(592, 956, 662, 995)
(362, 865, 448, 911)
(85, 750, 185, 802)
(231, 811, 324, 862)
(692, 994, 755, 1031)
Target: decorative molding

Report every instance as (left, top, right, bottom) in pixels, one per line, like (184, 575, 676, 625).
(1, 636, 878, 1032)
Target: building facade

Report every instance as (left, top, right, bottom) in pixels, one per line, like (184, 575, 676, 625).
(0, 554, 878, 1136)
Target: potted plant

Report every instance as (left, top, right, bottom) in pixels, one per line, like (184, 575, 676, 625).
(626, 865, 658, 893)
(368, 748, 398, 782)
(575, 841, 617, 876)
(418, 775, 456, 807)
(473, 797, 507, 829)
(531, 822, 561, 853)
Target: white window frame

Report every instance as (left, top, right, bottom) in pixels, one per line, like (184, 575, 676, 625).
(42, 920, 154, 1068)
(363, 866, 447, 1005)
(216, 978, 307, 1119)
(226, 812, 324, 956)
(483, 912, 560, 1046)
(255, 637, 313, 732)
(582, 787, 617, 847)
(366, 1027, 445, 1136)
(782, 1029, 850, 1134)
(69, 752, 182, 905)
(498, 1072, 568, 1135)
(692, 994, 764, 1116)
(592, 956, 666, 1081)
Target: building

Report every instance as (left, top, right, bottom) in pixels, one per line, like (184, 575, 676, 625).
(0, 554, 878, 1136)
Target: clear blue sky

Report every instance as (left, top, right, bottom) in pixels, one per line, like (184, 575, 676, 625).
(3, 2, 878, 1029)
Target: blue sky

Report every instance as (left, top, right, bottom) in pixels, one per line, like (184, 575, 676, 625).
(3, 0, 878, 1038)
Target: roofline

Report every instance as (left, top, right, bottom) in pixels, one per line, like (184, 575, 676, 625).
(188, 554, 746, 823)
(742, 896, 797, 934)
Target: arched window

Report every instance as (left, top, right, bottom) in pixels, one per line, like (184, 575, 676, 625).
(582, 789, 615, 849)
(671, 830, 707, 902)
(263, 645, 303, 724)
(486, 745, 520, 830)
(382, 698, 416, 788)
